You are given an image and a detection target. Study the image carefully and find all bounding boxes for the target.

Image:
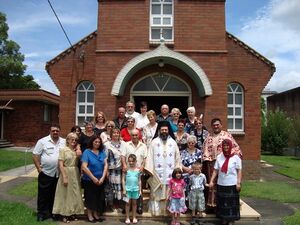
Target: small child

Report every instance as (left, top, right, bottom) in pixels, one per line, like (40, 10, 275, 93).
(122, 154, 141, 224)
(188, 162, 208, 220)
(168, 168, 187, 225)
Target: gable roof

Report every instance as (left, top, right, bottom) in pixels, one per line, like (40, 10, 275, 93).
(226, 32, 276, 73)
(45, 31, 97, 71)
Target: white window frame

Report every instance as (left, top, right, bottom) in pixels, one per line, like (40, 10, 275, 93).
(227, 83, 244, 132)
(150, 0, 174, 41)
(76, 81, 95, 126)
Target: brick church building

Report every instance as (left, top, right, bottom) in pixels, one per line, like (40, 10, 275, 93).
(46, 0, 275, 178)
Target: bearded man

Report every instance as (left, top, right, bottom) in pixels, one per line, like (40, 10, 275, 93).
(202, 118, 242, 208)
(145, 121, 182, 216)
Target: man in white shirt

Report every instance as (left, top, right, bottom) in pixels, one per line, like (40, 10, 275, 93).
(32, 124, 66, 221)
(125, 101, 140, 121)
(135, 101, 149, 130)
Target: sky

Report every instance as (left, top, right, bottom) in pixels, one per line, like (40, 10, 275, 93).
(0, 0, 300, 95)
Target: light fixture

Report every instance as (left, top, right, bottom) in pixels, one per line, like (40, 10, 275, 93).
(158, 59, 164, 67)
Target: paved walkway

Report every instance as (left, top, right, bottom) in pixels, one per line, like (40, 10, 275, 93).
(0, 147, 300, 224)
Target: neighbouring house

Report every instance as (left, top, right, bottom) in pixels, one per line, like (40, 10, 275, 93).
(267, 86, 300, 117)
(46, 0, 275, 179)
(0, 89, 59, 146)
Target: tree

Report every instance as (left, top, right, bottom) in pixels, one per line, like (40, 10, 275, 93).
(0, 12, 40, 89)
(261, 109, 292, 155)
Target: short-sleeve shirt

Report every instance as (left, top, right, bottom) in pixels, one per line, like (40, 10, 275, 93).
(122, 141, 147, 168)
(169, 178, 185, 199)
(214, 153, 242, 186)
(189, 173, 207, 191)
(81, 149, 107, 181)
(33, 135, 66, 177)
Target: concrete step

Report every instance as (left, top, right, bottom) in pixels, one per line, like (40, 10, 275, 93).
(0, 141, 14, 148)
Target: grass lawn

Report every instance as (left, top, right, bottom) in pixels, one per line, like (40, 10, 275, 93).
(261, 155, 300, 180)
(8, 178, 37, 198)
(0, 149, 32, 172)
(241, 180, 300, 203)
(0, 201, 57, 225)
(246, 154, 300, 225)
(283, 210, 300, 225)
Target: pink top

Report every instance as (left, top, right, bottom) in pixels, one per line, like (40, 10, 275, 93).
(169, 178, 185, 199)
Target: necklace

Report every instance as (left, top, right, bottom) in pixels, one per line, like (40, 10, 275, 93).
(111, 141, 121, 149)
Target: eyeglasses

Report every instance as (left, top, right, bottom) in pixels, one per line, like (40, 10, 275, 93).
(107, 126, 114, 128)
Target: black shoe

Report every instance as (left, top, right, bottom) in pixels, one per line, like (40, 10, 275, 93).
(137, 207, 143, 215)
(52, 214, 59, 221)
(37, 216, 45, 222)
(95, 217, 105, 222)
(88, 218, 97, 223)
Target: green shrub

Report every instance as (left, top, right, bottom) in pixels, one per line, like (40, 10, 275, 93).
(290, 116, 300, 149)
(261, 109, 292, 155)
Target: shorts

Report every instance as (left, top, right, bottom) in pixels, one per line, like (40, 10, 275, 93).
(126, 190, 140, 200)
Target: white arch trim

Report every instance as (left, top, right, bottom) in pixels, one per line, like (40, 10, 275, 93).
(111, 43, 212, 97)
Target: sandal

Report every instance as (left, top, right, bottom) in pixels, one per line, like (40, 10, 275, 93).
(125, 218, 131, 224)
(132, 218, 138, 224)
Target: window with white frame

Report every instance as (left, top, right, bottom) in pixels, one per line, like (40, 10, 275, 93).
(227, 83, 244, 132)
(76, 81, 95, 126)
(150, 0, 173, 41)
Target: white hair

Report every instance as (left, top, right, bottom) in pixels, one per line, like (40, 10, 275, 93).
(186, 106, 196, 114)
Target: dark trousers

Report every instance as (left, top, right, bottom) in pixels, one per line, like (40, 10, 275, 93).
(37, 172, 58, 218)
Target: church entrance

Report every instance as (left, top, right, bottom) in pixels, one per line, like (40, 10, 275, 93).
(131, 73, 191, 117)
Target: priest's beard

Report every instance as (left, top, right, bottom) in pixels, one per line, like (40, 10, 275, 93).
(160, 133, 168, 141)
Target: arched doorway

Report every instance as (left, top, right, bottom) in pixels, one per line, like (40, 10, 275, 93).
(131, 73, 191, 117)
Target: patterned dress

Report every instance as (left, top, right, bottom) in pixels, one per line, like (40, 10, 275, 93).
(105, 140, 126, 200)
(167, 178, 187, 213)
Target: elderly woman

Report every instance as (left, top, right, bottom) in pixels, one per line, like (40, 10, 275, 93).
(181, 135, 203, 192)
(120, 116, 142, 142)
(52, 132, 84, 223)
(100, 121, 115, 144)
(190, 116, 209, 151)
(94, 111, 107, 136)
(174, 118, 189, 151)
(169, 108, 181, 132)
(209, 139, 242, 225)
(185, 106, 196, 134)
(81, 135, 108, 223)
(104, 128, 126, 210)
(142, 110, 158, 148)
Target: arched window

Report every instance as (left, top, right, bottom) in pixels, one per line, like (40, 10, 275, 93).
(76, 81, 95, 126)
(227, 83, 244, 132)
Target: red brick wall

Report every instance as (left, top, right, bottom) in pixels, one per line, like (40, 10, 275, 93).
(1, 101, 59, 146)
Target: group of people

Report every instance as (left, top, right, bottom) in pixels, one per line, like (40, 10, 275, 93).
(32, 101, 242, 225)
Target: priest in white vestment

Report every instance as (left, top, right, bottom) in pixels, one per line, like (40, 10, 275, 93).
(145, 121, 182, 216)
